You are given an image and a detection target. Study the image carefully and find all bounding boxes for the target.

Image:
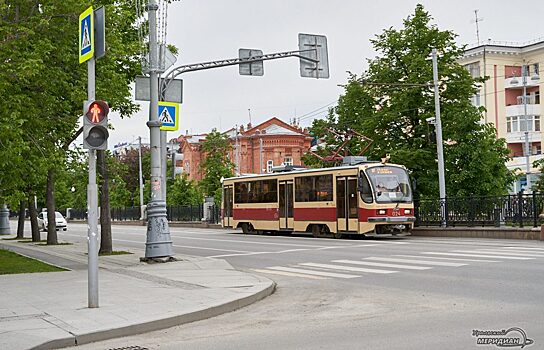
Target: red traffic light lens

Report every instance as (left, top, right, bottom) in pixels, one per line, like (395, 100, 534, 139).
(86, 101, 109, 123)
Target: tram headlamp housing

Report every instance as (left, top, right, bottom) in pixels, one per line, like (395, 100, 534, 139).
(378, 209, 387, 215)
(404, 209, 411, 214)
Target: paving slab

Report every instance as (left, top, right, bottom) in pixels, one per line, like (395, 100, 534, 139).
(0, 237, 275, 350)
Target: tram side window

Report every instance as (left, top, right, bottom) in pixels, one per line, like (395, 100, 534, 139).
(295, 175, 333, 202)
(234, 180, 277, 203)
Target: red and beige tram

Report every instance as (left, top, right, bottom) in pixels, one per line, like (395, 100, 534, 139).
(221, 158, 415, 238)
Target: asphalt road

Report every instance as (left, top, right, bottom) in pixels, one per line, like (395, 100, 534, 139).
(58, 223, 544, 350)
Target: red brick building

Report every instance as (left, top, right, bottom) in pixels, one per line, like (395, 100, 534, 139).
(176, 117, 313, 181)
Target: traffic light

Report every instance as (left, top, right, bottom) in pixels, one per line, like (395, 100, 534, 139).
(83, 100, 109, 150)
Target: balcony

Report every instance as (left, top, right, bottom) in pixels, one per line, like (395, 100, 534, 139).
(505, 103, 541, 118)
(505, 131, 541, 144)
(507, 153, 543, 172)
(505, 75, 540, 89)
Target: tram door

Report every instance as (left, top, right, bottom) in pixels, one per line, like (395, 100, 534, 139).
(336, 177, 358, 232)
(279, 180, 294, 230)
(223, 185, 233, 227)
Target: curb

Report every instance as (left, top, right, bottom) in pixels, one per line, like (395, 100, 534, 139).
(33, 281, 276, 350)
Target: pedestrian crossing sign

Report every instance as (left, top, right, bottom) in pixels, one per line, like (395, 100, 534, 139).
(79, 6, 94, 63)
(158, 101, 179, 131)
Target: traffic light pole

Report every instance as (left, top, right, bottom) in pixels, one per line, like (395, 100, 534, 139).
(87, 56, 99, 308)
(144, 0, 173, 259)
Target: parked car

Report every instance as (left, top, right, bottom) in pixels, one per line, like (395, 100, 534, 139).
(37, 211, 67, 231)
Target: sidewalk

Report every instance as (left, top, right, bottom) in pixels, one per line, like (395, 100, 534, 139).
(0, 237, 275, 350)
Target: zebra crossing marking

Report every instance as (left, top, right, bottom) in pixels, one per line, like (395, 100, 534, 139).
(267, 266, 359, 279)
(393, 254, 500, 263)
(332, 259, 432, 270)
(422, 252, 533, 260)
(457, 249, 544, 258)
(365, 257, 467, 267)
(252, 268, 327, 280)
(300, 262, 397, 274)
(503, 247, 544, 251)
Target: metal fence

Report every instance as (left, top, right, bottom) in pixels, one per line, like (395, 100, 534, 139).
(64, 204, 220, 224)
(415, 192, 544, 228)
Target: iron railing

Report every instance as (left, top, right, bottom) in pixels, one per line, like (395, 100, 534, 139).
(64, 204, 221, 224)
(415, 192, 544, 228)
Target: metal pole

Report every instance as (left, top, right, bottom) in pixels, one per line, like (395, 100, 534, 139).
(432, 48, 447, 227)
(87, 56, 99, 308)
(235, 125, 239, 175)
(138, 136, 144, 220)
(161, 130, 167, 201)
(145, 0, 173, 258)
(522, 65, 531, 193)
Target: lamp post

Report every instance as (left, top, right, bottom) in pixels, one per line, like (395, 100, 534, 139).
(432, 48, 447, 227)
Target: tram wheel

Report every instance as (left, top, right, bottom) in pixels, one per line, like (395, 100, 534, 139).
(312, 224, 331, 238)
(241, 223, 256, 234)
(333, 231, 343, 239)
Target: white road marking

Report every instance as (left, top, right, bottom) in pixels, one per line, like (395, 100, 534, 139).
(332, 259, 431, 270)
(365, 257, 467, 267)
(168, 236, 331, 248)
(251, 269, 327, 280)
(502, 247, 544, 251)
(300, 262, 397, 274)
(455, 249, 544, 257)
(422, 252, 533, 260)
(267, 266, 359, 279)
(393, 255, 499, 263)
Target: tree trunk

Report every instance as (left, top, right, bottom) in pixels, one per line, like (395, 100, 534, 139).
(28, 195, 40, 242)
(97, 150, 112, 254)
(16, 200, 25, 239)
(46, 168, 58, 245)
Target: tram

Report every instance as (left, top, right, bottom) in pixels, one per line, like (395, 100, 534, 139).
(221, 157, 415, 238)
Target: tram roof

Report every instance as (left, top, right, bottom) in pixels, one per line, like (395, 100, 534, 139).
(222, 162, 407, 182)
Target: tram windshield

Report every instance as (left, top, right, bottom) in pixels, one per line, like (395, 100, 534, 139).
(364, 166, 412, 203)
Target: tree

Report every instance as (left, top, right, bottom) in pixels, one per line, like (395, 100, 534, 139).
(1, 0, 144, 246)
(305, 4, 514, 198)
(167, 175, 204, 206)
(200, 129, 234, 202)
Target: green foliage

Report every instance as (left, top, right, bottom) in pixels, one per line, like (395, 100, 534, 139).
(200, 129, 234, 197)
(167, 174, 204, 206)
(0, 0, 143, 208)
(306, 4, 514, 198)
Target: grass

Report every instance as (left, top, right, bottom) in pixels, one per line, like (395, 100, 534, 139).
(99, 250, 133, 256)
(0, 249, 67, 275)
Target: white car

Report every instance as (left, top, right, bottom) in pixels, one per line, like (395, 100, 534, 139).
(37, 211, 67, 231)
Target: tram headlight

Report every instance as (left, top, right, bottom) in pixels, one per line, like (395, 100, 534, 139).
(378, 209, 387, 215)
(404, 209, 411, 215)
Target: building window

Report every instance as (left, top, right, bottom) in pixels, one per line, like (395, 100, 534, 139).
(465, 62, 480, 78)
(470, 90, 481, 106)
(532, 63, 539, 76)
(283, 157, 293, 166)
(506, 115, 540, 133)
(266, 160, 273, 173)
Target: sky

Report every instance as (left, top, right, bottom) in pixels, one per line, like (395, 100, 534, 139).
(105, 0, 544, 150)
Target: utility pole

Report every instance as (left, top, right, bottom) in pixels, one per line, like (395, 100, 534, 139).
(235, 124, 239, 175)
(161, 130, 167, 201)
(432, 48, 447, 227)
(144, 0, 173, 259)
(87, 55, 99, 308)
(522, 64, 531, 193)
(138, 136, 144, 220)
